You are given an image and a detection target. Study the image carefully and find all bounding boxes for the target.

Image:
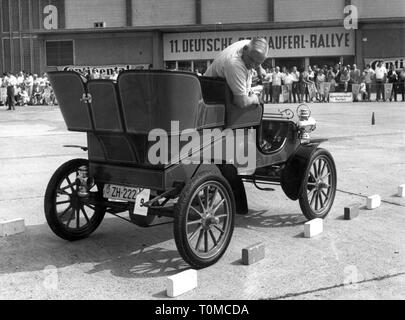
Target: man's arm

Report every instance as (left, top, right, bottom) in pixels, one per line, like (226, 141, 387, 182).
(224, 60, 259, 108)
(233, 93, 260, 108)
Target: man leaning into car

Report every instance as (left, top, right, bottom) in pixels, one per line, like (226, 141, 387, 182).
(204, 37, 269, 108)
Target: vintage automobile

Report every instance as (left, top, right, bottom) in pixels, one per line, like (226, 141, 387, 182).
(44, 70, 337, 269)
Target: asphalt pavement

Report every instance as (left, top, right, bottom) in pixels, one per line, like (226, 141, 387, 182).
(0, 102, 404, 300)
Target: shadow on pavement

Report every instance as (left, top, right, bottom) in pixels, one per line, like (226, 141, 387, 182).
(0, 216, 188, 279)
(235, 209, 306, 229)
(1, 209, 309, 279)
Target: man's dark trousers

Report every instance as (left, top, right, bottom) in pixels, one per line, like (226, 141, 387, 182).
(6, 86, 15, 110)
(375, 80, 385, 101)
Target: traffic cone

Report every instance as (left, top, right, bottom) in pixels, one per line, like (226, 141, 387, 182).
(371, 112, 375, 125)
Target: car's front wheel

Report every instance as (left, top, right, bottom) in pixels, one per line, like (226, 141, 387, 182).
(173, 170, 235, 269)
(299, 148, 337, 220)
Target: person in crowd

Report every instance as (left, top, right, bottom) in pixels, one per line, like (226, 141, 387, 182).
(363, 64, 375, 102)
(303, 66, 316, 103)
(39, 73, 48, 93)
(251, 68, 260, 87)
(110, 69, 119, 81)
(387, 63, 399, 102)
(290, 66, 300, 103)
(350, 64, 361, 101)
(0, 74, 4, 106)
(334, 63, 341, 76)
(334, 63, 342, 91)
(272, 66, 283, 103)
(204, 37, 268, 108)
(282, 69, 294, 103)
(31, 74, 43, 105)
(312, 65, 319, 80)
(339, 66, 350, 92)
(297, 67, 306, 103)
(16, 71, 25, 88)
(14, 84, 21, 104)
(350, 64, 361, 84)
(281, 66, 287, 82)
(326, 66, 336, 97)
(315, 68, 326, 102)
(359, 72, 368, 102)
(4, 72, 17, 110)
(82, 68, 91, 81)
(90, 68, 100, 80)
(262, 67, 273, 103)
(24, 73, 34, 104)
(43, 82, 55, 105)
(301, 66, 309, 103)
(308, 66, 317, 102)
(375, 61, 387, 102)
(18, 87, 30, 106)
(399, 67, 405, 102)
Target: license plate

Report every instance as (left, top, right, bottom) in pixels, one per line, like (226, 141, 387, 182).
(103, 185, 150, 216)
(103, 184, 141, 202)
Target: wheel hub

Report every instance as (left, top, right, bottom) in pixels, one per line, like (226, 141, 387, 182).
(315, 178, 327, 190)
(202, 214, 220, 230)
(70, 192, 80, 209)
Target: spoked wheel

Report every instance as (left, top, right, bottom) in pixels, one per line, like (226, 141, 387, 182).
(44, 158, 106, 241)
(299, 148, 337, 220)
(174, 170, 235, 269)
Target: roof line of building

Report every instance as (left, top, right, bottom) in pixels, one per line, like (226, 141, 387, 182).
(33, 17, 404, 35)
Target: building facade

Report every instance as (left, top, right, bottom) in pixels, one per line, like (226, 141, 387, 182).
(0, 0, 404, 75)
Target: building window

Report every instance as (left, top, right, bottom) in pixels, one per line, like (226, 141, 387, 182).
(46, 40, 74, 66)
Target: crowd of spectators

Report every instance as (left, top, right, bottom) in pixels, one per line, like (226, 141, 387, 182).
(0, 68, 123, 110)
(81, 68, 120, 81)
(255, 62, 405, 103)
(0, 71, 57, 109)
(2, 63, 404, 110)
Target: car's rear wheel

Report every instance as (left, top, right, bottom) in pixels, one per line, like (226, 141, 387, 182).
(299, 148, 337, 220)
(44, 159, 106, 241)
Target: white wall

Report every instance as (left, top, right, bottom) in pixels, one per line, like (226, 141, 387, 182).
(201, 0, 268, 24)
(65, 0, 126, 29)
(352, 0, 405, 18)
(274, 0, 344, 22)
(132, 0, 195, 26)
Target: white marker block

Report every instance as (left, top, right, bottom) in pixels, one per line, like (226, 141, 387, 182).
(304, 218, 323, 238)
(166, 269, 197, 298)
(0, 218, 25, 237)
(366, 195, 381, 209)
(398, 185, 405, 198)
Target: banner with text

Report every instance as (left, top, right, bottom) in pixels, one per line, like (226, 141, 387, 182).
(364, 57, 404, 71)
(329, 92, 353, 103)
(163, 27, 354, 61)
(56, 64, 150, 77)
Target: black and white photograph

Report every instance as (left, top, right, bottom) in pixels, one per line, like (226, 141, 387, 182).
(0, 0, 404, 311)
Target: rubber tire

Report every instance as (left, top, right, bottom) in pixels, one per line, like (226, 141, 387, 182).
(44, 158, 106, 241)
(298, 148, 337, 220)
(129, 198, 157, 227)
(174, 170, 236, 269)
(130, 215, 156, 227)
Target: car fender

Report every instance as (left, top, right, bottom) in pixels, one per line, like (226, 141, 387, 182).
(218, 164, 248, 215)
(280, 140, 326, 201)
